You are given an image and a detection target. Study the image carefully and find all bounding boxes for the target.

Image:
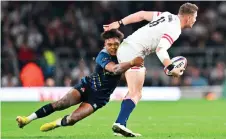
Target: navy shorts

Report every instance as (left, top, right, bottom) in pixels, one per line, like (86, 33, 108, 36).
(73, 81, 110, 111)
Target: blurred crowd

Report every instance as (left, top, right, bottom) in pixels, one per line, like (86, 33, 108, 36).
(1, 1, 226, 87)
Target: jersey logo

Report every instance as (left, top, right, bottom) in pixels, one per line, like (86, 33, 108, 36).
(168, 15, 173, 22)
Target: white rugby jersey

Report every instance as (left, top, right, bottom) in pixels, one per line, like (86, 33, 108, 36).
(123, 11, 181, 57)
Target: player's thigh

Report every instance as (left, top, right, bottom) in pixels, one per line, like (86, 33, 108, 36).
(125, 68, 146, 91)
(68, 102, 94, 123)
(51, 89, 82, 110)
(125, 68, 146, 101)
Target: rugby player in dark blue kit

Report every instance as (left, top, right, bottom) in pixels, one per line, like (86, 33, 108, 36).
(16, 29, 144, 132)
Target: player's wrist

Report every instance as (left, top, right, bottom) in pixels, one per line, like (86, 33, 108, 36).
(118, 20, 124, 27)
(166, 64, 174, 72)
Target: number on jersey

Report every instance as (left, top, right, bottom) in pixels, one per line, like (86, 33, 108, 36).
(149, 17, 165, 27)
(149, 15, 173, 27)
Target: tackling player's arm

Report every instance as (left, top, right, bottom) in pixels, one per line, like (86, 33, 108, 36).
(105, 57, 143, 75)
(96, 52, 143, 75)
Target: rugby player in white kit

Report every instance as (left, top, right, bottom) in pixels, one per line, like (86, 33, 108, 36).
(103, 3, 198, 137)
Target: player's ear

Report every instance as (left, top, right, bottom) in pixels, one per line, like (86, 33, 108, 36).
(187, 17, 190, 23)
(188, 15, 193, 21)
(185, 16, 190, 24)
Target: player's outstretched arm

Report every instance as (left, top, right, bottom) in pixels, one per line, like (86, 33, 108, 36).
(105, 57, 143, 75)
(103, 11, 154, 31)
(121, 11, 155, 25)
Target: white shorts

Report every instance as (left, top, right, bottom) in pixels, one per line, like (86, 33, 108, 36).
(117, 42, 146, 72)
(117, 42, 144, 63)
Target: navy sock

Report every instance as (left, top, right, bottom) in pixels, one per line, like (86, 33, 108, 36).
(61, 115, 69, 126)
(35, 103, 54, 118)
(115, 99, 135, 126)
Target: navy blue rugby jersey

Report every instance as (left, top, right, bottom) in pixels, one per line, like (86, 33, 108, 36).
(81, 49, 121, 96)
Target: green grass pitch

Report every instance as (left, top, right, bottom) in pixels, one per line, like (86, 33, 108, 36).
(1, 100, 226, 139)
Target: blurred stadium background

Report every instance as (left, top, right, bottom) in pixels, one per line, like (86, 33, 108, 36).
(1, 1, 226, 88)
(1, 1, 226, 139)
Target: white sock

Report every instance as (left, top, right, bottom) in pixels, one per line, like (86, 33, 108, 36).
(56, 118, 62, 126)
(27, 113, 37, 121)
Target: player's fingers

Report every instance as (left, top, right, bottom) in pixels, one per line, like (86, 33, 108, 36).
(172, 72, 179, 78)
(173, 74, 177, 78)
(103, 25, 109, 27)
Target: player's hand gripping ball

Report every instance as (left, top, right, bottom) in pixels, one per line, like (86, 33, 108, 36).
(164, 56, 187, 76)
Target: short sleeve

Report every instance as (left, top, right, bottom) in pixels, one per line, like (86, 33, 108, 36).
(95, 52, 112, 68)
(161, 13, 181, 46)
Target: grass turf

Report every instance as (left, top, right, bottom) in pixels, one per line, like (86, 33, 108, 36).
(1, 100, 226, 139)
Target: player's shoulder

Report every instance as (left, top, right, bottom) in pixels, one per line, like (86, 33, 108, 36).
(96, 49, 110, 61)
(161, 11, 174, 15)
(162, 11, 181, 31)
(157, 11, 180, 24)
(161, 11, 178, 19)
(98, 49, 110, 56)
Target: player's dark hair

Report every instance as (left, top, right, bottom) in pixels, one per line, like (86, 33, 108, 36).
(101, 29, 124, 41)
(179, 3, 198, 15)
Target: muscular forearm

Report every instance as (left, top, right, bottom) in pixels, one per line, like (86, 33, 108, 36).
(156, 48, 172, 66)
(113, 62, 132, 75)
(156, 49, 175, 73)
(105, 57, 143, 74)
(156, 38, 172, 67)
(121, 11, 146, 25)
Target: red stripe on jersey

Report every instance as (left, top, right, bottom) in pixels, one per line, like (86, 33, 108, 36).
(163, 34, 174, 44)
(157, 12, 161, 16)
(162, 36, 173, 45)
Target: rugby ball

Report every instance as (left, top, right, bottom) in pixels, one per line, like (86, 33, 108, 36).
(164, 56, 187, 76)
